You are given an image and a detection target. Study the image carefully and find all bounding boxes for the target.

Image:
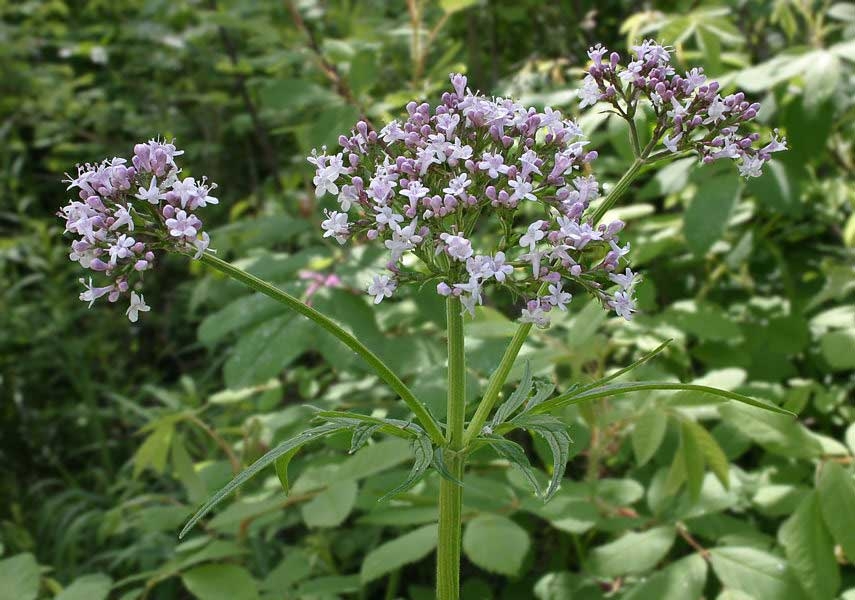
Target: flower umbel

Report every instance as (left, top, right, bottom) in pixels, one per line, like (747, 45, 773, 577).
(309, 74, 639, 326)
(60, 139, 216, 321)
(580, 40, 786, 176)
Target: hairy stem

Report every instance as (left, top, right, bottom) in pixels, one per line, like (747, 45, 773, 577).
(437, 297, 466, 600)
(197, 252, 445, 445)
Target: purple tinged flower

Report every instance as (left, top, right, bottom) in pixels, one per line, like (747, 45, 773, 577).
(443, 173, 472, 197)
(477, 152, 509, 179)
(165, 210, 197, 239)
(108, 234, 136, 264)
(520, 302, 550, 327)
(367, 274, 396, 304)
(520, 220, 546, 250)
(609, 290, 636, 320)
(440, 233, 474, 261)
(79, 277, 114, 308)
(450, 73, 468, 97)
(545, 283, 572, 311)
(321, 210, 349, 244)
(609, 267, 636, 290)
(126, 291, 150, 322)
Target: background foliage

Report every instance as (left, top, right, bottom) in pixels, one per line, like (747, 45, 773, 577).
(2, 0, 854, 598)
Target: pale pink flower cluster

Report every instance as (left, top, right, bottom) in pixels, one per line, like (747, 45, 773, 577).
(309, 74, 639, 326)
(580, 40, 786, 177)
(60, 140, 216, 321)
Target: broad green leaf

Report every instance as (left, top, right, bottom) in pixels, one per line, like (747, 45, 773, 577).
(463, 514, 530, 576)
(182, 564, 258, 600)
(632, 410, 667, 466)
(779, 491, 839, 600)
(223, 315, 312, 388)
(623, 554, 707, 600)
(133, 422, 174, 478)
(588, 526, 676, 577)
(301, 479, 358, 528)
(817, 462, 855, 561)
(492, 361, 533, 425)
(820, 329, 855, 371)
(537, 381, 795, 416)
(682, 419, 730, 488)
(718, 403, 821, 459)
(0, 554, 39, 600)
(180, 422, 347, 538)
(172, 436, 206, 504)
(360, 524, 438, 583)
(379, 435, 434, 502)
(681, 421, 705, 500)
(513, 415, 571, 500)
(683, 171, 741, 255)
(261, 549, 312, 593)
(710, 547, 808, 600)
(55, 574, 112, 600)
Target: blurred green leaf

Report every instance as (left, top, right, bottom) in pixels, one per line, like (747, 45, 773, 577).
(463, 514, 530, 576)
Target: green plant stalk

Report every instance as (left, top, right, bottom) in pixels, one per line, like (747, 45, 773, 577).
(462, 322, 532, 446)
(590, 157, 646, 224)
(436, 297, 466, 600)
(197, 252, 445, 445)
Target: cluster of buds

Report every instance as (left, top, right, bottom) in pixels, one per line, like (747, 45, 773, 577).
(60, 140, 216, 321)
(310, 73, 640, 327)
(580, 39, 786, 177)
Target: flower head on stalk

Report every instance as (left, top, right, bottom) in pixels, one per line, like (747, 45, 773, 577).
(580, 40, 786, 176)
(60, 139, 217, 321)
(308, 74, 640, 327)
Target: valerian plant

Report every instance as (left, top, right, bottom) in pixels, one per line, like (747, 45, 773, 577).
(59, 41, 792, 600)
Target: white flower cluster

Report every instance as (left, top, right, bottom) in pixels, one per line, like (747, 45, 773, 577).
(309, 74, 639, 326)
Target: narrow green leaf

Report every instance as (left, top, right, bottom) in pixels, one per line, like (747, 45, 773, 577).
(492, 361, 533, 425)
(524, 380, 556, 413)
(817, 462, 855, 561)
(274, 447, 300, 495)
(482, 435, 541, 497)
(779, 491, 840, 600)
(574, 339, 672, 395)
(315, 410, 420, 440)
(536, 381, 795, 417)
(514, 415, 571, 501)
(180, 423, 346, 538)
(379, 435, 434, 502)
(349, 423, 382, 454)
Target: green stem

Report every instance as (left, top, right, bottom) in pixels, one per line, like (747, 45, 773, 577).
(462, 322, 532, 446)
(437, 297, 466, 600)
(197, 252, 445, 446)
(589, 157, 647, 225)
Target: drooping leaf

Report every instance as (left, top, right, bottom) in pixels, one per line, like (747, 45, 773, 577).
(463, 514, 530, 576)
(273, 447, 301, 495)
(379, 435, 434, 502)
(492, 361, 533, 425)
(482, 435, 541, 497)
(432, 447, 464, 487)
(180, 422, 348, 538)
(513, 415, 571, 500)
(360, 524, 438, 583)
(682, 419, 730, 488)
(817, 462, 855, 561)
(349, 423, 382, 454)
(574, 339, 672, 395)
(779, 491, 840, 600)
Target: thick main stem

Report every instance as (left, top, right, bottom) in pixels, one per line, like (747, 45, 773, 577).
(198, 252, 444, 445)
(437, 297, 466, 600)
